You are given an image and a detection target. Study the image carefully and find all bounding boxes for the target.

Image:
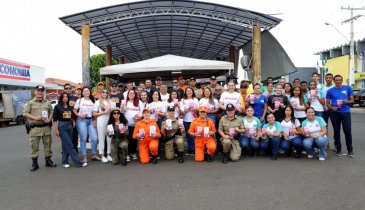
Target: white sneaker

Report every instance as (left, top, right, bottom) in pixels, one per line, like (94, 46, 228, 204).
(82, 162, 87, 167)
(126, 155, 131, 162)
(132, 154, 138, 160)
(307, 155, 314, 159)
(101, 156, 108, 163)
(107, 155, 112, 161)
(319, 157, 325, 161)
(62, 164, 70, 168)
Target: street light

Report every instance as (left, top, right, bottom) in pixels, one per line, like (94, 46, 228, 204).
(324, 23, 350, 42)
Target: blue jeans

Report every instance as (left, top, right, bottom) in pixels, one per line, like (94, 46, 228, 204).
(330, 112, 353, 153)
(206, 113, 217, 125)
(291, 136, 303, 154)
(269, 137, 287, 157)
(250, 139, 269, 151)
(239, 135, 251, 150)
(303, 136, 329, 158)
(315, 111, 323, 117)
(184, 121, 194, 152)
(58, 121, 83, 167)
(76, 118, 98, 156)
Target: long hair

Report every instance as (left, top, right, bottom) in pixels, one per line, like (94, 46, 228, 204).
(292, 86, 304, 105)
(99, 88, 111, 111)
(308, 80, 317, 90)
(58, 92, 69, 106)
(284, 105, 295, 124)
(167, 90, 180, 103)
(127, 89, 139, 107)
(283, 83, 292, 94)
(81, 87, 95, 103)
(139, 90, 149, 103)
(149, 90, 161, 103)
(183, 87, 196, 99)
(107, 110, 128, 126)
(203, 87, 214, 105)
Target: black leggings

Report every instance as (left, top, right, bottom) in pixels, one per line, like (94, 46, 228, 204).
(127, 126, 137, 154)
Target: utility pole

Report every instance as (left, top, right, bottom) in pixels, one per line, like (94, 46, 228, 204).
(341, 6, 364, 87)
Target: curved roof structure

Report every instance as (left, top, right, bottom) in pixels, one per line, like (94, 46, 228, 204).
(60, 0, 281, 63)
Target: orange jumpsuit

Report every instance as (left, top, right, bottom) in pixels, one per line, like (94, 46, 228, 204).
(189, 117, 217, 161)
(132, 120, 161, 164)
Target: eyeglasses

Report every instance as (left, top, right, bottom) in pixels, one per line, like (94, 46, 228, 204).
(64, 87, 70, 90)
(113, 112, 120, 115)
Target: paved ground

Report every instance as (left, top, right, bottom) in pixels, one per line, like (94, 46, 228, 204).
(0, 112, 364, 210)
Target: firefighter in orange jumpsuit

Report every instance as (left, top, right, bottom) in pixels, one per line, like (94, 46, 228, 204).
(188, 106, 217, 162)
(132, 108, 161, 164)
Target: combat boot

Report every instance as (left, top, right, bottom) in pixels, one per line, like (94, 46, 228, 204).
(30, 158, 39, 171)
(222, 153, 228, 164)
(45, 157, 57, 167)
(178, 152, 184, 163)
(121, 156, 127, 166)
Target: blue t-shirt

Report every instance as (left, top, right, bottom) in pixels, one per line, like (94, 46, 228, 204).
(246, 94, 267, 118)
(326, 85, 353, 113)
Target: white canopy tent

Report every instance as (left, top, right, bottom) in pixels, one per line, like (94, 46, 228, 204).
(100, 54, 233, 81)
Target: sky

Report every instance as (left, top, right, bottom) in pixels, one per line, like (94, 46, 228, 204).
(1, 0, 364, 83)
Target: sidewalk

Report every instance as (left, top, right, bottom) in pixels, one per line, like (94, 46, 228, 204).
(350, 107, 365, 114)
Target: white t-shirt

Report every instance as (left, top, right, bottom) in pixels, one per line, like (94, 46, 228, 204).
(123, 100, 144, 126)
(166, 101, 180, 118)
(199, 98, 219, 112)
(305, 90, 324, 112)
(281, 119, 300, 139)
(219, 91, 240, 108)
(147, 101, 166, 121)
(180, 98, 199, 122)
(160, 93, 170, 102)
(289, 97, 306, 118)
(242, 116, 262, 137)
(93, 99, 114, 113)
(74, 98, 94, 118)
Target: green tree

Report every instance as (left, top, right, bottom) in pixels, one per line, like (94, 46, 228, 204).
(90, 54, 118, 87)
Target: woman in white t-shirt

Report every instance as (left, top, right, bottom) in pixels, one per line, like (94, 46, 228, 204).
(289, 86, 308, 123)
(121, 89, 144, 161)
(281, 106, 303, 159)
(179, 87, 199, 155)
(139, 90, 149, 109)
(147, 90, 166, 125)
(305, 81, 325, 117)
(73, 87, 98, 163)
(93, 89, 114, 163)
(199, 87, 219, 124)
(166, 90, 181, 118)
(219, 81, 240, 115)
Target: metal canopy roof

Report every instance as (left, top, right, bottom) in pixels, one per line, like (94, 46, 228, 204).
(60, 0, 281, 63)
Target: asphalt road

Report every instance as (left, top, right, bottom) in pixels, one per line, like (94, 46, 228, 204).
(0, 113, 364, 210)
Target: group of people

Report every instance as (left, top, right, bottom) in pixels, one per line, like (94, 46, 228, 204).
(23, 72, 354, 171)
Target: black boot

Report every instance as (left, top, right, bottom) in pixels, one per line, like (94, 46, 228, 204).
(222, 153, 228, 164)
(30, 158, 39, 171)
(178, 152, 184, 163)
(206, 154, 213, 162)
(121, 156, 127, 166)
(45, 157, 57, 167)
(151, 156, 158, 164)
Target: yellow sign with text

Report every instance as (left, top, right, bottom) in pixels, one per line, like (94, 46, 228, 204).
(355, 73, 365, 79)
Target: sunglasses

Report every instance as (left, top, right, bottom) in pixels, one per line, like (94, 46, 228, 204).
(173, 82, 177, 84)
(37, 89, 44, 92)
(64, 87, 71, 90)
(113, 112, 120, 115)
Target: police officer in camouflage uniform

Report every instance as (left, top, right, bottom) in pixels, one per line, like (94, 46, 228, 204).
(23, 85, 57, 171)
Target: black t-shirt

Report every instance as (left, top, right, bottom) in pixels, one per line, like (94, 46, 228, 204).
(109, 92, 124, 107)
(267, 94, 288, 122)
(53, 104, 73, 122)
(68, 95, 79, 108)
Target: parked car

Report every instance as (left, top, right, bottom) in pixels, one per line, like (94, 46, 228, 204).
(360, 92, 365, 107)
(352, 89, 365, 107)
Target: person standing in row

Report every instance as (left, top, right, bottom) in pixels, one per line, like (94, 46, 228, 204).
(109, 81, 124, 108)
(73, 87, 99, 163)
(161, 106, 186, 163)
(267, 84, 288, 122)
(132, 108, 161, 164)
(53, 92, 87, 168)
(289, 86, 308, 123)
(218, 104, 245, 163)
(166, 90, 181, 118)
(326, 75, 354, 157)
(246, 83, 267, 123)
(93, 89, 113, 163)
(64, 83, 81, 152)
(23, 85, 57, 171)
(107, 108, 129, 166)
(219, 81, 241, 114)
(199, 87, 219, 125)
(305, 81, 325, 117)
(188, 106, 217, 162)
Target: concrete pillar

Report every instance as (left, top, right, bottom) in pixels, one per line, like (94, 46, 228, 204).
(228, 45, 236, 75)
(252, 26, 262, 84)
(82, 25, 91, 86)
(119, 56, 125, 64)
